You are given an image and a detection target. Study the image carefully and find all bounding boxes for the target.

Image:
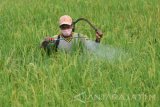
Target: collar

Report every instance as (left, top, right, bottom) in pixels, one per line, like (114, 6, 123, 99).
(61, 33, 73, 42)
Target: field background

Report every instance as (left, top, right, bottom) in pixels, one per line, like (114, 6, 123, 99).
(0, 0, 160, 106)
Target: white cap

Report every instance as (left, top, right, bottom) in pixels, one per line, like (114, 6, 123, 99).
(59, 15, 72, 26)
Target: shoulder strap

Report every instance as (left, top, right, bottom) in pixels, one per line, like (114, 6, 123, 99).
(55, 34, 60, 52)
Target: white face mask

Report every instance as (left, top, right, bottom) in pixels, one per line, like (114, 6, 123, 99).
(61, 28, 72, 37)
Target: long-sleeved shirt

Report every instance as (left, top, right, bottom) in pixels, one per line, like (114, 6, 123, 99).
(49, 32, 99, 52)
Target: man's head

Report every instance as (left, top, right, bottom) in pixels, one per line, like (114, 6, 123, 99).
(59, 15, 73, 37)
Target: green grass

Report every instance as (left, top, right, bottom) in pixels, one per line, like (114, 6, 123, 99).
(0, 0, 160, 106)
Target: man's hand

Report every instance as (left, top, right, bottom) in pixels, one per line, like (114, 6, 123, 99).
(95, 29, 103, 43)
(40, 36, 54, 49)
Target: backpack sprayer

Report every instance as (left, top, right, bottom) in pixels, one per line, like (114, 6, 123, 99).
(41, 18, 103, 54)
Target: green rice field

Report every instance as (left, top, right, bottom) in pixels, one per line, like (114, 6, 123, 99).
(0, 0, 160, 106)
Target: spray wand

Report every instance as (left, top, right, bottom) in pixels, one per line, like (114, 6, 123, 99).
(72, 18, 103, 38)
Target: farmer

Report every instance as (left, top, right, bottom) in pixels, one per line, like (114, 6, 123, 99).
(41, 15, 103, 54)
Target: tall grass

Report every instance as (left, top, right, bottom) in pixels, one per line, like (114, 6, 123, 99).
(0, 0, 159, 106)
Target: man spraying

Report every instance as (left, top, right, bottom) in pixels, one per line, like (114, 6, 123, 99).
(41, 15, 103, 55)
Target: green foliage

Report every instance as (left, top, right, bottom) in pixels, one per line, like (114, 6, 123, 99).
(0, 0, 159, 106)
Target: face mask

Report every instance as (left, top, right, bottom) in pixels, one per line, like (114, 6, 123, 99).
(61, 28, 72, 37)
